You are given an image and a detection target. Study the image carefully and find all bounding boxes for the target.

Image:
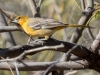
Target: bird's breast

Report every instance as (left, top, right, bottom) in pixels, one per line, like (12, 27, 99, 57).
(21, 23, 56, 37)
(30, 29, 55, 37)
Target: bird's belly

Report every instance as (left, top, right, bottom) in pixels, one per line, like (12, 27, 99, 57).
(30, 29, 55, 37)
(22, 24, 55, 37)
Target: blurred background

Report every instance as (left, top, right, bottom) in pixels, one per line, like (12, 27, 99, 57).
(0, 0, 100, 75)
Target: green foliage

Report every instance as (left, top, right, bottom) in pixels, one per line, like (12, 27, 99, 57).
(94, 9, 100, 19)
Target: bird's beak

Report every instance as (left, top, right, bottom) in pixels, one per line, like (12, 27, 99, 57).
(11, 20, 18, 23)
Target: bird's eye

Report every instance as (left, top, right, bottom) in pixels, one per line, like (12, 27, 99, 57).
(18, 17, 20, 19)
(16, 17, 20, 20)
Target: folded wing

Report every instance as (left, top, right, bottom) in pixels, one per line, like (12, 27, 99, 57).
(28, 18, 67, 30)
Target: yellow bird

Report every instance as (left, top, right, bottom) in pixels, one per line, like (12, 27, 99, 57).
(12, 16, 92, 40)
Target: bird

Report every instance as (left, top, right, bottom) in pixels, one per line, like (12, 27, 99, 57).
(11, 16, 92, 41)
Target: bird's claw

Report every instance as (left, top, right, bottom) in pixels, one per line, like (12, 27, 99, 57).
(28, 39, 45, 45)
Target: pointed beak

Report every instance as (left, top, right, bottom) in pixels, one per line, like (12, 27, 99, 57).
(11, 20, 18, 23)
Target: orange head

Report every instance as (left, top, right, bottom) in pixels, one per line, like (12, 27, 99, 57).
(11, 16, 29, 25)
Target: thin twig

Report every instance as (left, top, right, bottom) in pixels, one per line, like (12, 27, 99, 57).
(28, 0, 37, 16)
(14, 60, 20, 75)
(70, 0, 94, 43)
(0, 56, 15, 75)
(0, 10, 16, 47)
(86, 28, 95, 41)
(38, 0, 44, 7)
(43, 61, 59, 75)
(81, 0, 86, 10)
(74, 0, 82, 11)
(0, 8, 12, 20)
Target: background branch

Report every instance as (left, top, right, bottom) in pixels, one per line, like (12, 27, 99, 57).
(0, 11, 16, 47)
(90, 30, 100, 53)
(0, 60, 89, 71)
(28, 0, 37, 16)
(70, 0, 94, 43)
(81, 0, 86, 10)
(0, 26, 20, 32)
(28, 0, 42, 17)
(81, 0, 95, 41)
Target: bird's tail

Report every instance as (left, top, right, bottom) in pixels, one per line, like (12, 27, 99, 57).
(66, 24, 94, 29)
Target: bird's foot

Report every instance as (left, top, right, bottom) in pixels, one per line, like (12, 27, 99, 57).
(30, 39, 46, 45)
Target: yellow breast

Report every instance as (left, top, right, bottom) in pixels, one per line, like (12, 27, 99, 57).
(21, 22, 55, 37)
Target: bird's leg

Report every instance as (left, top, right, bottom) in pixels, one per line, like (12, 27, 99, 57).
(27, 36, 35, 45)
(27, 37, 32, 45)
(33, 38, 46, 45)
(35, 35, 50, 41)
(29, 35, 52, 45)
(34, 38, 46, 42)
(32, 36, 50, 45)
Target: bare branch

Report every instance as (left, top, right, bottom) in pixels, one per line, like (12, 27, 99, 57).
(86, 0, 94, 9)
(90, 30, 100, 54)
(0, 11, 16, 47)
(14, 61, 20, 75)
(28, 0, 41, 17)
(70, 0, 94, 43)
(38, 0, 44, 7)
(0, 26, 20, 32)
(86, 28, 95, 41)
(81, 0, 86, 10)
(0, 60, 89, 71)
(0, 39, 99, 72)
(28, 0, 37, 16)
(0, 38, 91, 59)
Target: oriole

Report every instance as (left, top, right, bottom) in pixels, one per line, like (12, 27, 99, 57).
(12, 16, 92, 40)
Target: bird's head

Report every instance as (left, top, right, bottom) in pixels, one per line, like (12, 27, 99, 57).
(11, 16, 29, 25)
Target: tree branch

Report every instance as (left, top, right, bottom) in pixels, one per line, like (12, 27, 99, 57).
(70, 0, 94, 43)
(90, 30, 100, 54)
(81, 0, 86, 10)
(0, 11, 16, 47)
(28, 0, 37, 16)
(0, 38, 91, 58)
(0, 38, 100, 72)
(0, 60, 89, 71)
(0, 26, 20, 32)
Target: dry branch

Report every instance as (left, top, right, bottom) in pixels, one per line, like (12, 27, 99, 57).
(70, 0, 94, 43)
(0, 26, 20, 32)
(0, 60, 89, 71)
(90, 30, 100, 53)
(0, 38, 91, 58)
(0, 38, 100, 72)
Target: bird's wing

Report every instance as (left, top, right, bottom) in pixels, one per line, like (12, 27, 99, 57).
(28, 18, 67, 30)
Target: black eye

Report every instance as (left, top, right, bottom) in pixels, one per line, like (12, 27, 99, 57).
(18, 17, 20, 19)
